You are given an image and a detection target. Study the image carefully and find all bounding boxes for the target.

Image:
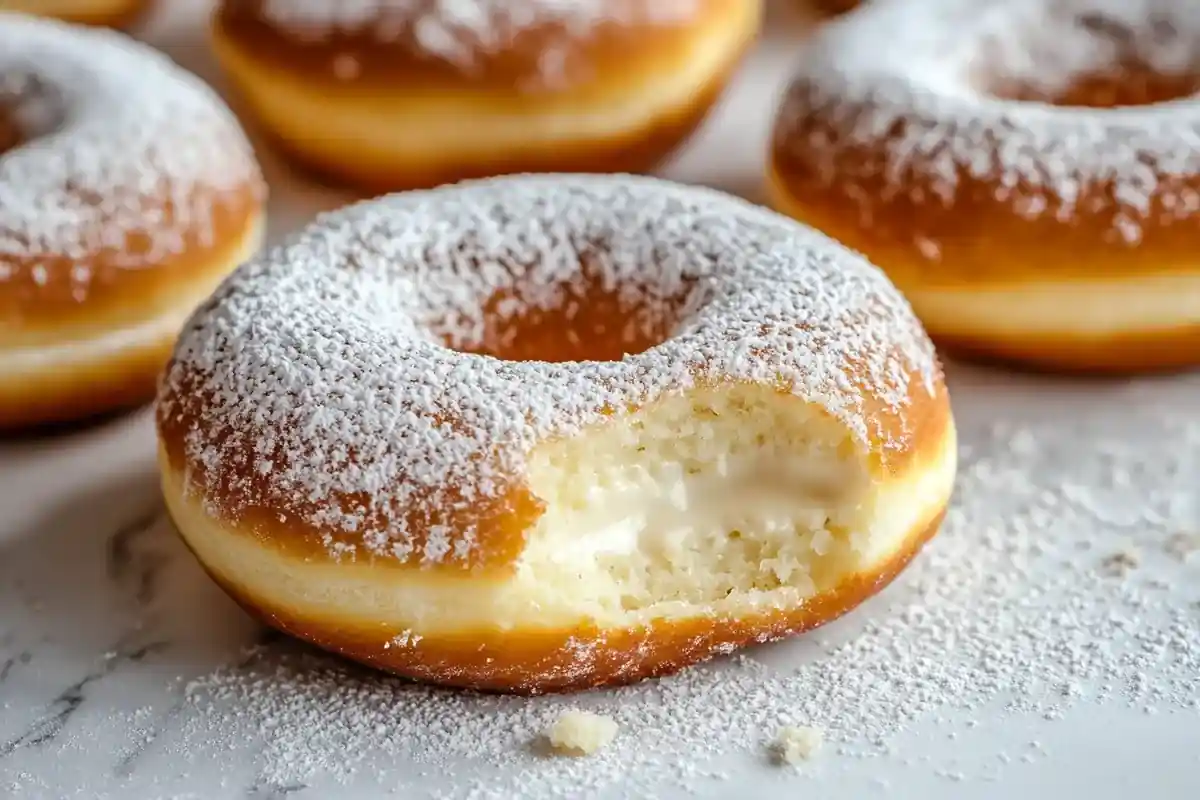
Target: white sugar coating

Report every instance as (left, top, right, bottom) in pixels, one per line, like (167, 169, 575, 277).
(168, 390, 1200, 798)
(0, 13, 261, 277)
(258, 0, 703, 53)
(251, 0, 706, 88)
(160, 173, 939, 565)
(774, 0, 1200, 245)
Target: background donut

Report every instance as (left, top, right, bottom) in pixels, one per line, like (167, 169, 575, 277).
(769, 0, 1200, 373)
(0, 14, 266, 429)
(0, 0, 150, 28)
(211, 0, 763, 192)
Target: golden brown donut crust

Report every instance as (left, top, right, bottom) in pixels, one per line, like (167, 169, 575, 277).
(220, 51, 745, 194)
(0, 189, 262, 340)
(0, 0, 151, 28)
(0, 210, 263, 430)
(216, 0, 753, 95)
(769, 137, 1200, 290)
(188, 511, 945, 695)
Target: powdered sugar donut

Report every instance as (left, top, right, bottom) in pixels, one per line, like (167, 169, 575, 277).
(0, 14, 265, 428)
(157, 174, 956, 694)
(769, 0, 1200, 373)
(0, 0, 149, 28)
(211, 0, 762, 191)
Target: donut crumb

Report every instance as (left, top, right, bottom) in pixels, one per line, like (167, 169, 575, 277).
(547, 711, 618, 756)
(1100, 548, 1141, 577)
(772, 725, 825, 765)
(1165, 532, 1200, 562)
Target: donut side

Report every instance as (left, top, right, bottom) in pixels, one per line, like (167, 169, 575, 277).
(767, 0, 1200, 374)
(0, 0, 151, 27)
(210, 0, 762, 191)
(768, 108, 1200, 373)
(160, 373, 954, 693)
(0, 209, 265, 429)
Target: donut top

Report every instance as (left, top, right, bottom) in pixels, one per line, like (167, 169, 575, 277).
(775, 0, 1200, 244)
(159, 175, 942, 568)
(257, 0, 701, 46)
(0, 14, 262, 291)
(225, 0, 711, 89)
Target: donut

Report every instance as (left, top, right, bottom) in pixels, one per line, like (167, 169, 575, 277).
(0, 14, 265, 429)
(768, 0, 1200, 373)
(210, 0, 762, 192)
(156, 174, 957, 694)
(0, 0, 149, 28)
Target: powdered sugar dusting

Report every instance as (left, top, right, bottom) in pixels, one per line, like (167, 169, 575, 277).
(158, 174, 939, 565)
(257, 0, 702, 70)
(169, 386, 1200, 798)
(775, 0, 1200, 246)
(0, 14, 261, 278)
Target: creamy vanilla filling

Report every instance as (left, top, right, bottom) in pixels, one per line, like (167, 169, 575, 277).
(522, 455, 860, 569)
(162, 422, 957, 633)
(908, 272, 1200, 337)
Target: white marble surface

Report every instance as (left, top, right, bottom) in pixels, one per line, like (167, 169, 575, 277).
(2, 2, 1199, 799)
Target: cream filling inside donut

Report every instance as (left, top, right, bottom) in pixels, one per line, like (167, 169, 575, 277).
(165, 385, 957, 632)
(906, 273, 1200, 338)
(212, 4, 757, 162)
(516, 386, 944, 622)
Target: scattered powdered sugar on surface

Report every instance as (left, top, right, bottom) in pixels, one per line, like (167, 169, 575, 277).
(0, 14, 260, 280)
(159, 383, 1198, 798)
(160, 174, 939, 565)
(775, 0, 1200, 245)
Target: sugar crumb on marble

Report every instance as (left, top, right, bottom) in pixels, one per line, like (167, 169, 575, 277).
(772, 725, 825, 765)
(1165, 532, 1200, 561)
(546, 710, 619, 756)
(1100, 548, 1141, 577)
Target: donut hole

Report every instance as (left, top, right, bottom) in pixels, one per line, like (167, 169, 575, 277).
(977, 9, 1200, 108)
(0, 73, 66, 146)
(0, 105, 20, 154)
(518, 385, 881, 623)
(435, 257, 701, 364)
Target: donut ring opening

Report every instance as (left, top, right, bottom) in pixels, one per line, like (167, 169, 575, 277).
(977, 9, 1200, 107)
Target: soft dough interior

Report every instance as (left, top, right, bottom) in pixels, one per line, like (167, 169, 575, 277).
(518, 384, 875, 625)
